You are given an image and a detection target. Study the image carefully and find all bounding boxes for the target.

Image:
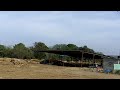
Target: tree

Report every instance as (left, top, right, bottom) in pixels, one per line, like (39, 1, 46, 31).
(12, 43, 26, 59)
(67, 44, 78, 50)
(50, 44, 79, 60)
(3, 46, 13, 58)
(96, 52, 103, 55)
(89, 49, 94, 53)
(83, 45, 88, 52)
(12, 43, 34, 59)
(32, 42, 48, 60)
(24, 47, 35, 59)
(0, 45, 6, 57)
(51, 44, 69, 50)
(78, 46, 83, 50)
(79, 45, 94, 53)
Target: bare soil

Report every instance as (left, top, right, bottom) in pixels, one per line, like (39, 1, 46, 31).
(0, 58, 120, 79)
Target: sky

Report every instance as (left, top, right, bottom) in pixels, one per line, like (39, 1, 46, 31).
(0, 11, 120, 55)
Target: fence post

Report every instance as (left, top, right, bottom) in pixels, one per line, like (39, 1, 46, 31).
(81, 51, 84, 67)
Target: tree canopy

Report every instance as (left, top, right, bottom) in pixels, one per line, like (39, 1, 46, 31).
(32, 42, 48, 60)
(67, 44, 78, 50)
(0, 42, 103, 60)
(12, 43, 34, 59)
(0, 45, 6, 57)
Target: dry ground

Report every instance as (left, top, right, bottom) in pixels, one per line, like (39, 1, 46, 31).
(0, 58, 120, 79)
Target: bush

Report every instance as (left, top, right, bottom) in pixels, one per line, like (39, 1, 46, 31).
(113, 70, 120, 75)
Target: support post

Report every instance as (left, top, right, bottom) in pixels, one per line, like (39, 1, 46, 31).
(78, 57, 80, 67)
(93, 54, 95, 67)
(49, 59, 50, 65)
(88, 59, 90, 67)
(70, 57, 72, 67)
(62, 56, 64, 66)
(81, 51, 84, 67)
(101, 59, 103, 68)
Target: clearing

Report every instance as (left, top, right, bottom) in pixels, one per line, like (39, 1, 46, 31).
(0, 58, 120, 79)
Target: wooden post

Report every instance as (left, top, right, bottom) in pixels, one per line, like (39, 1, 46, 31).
(93, 54, 95, 67)
(88, 59, 89, 67)
(81, 51, 84, 67)
(48, 54, 51, 64)
(75, 58, 77, 67)
(101, 59, 103, 68)
(59, 55, 61, 65)
(71, 57, 72, 62)
(49, 59, 50, 65)
(59, 54, 60, 60)
(62, 56, 64, 66)
(78, 57, 80, 67)
(93, 54, 95, 69)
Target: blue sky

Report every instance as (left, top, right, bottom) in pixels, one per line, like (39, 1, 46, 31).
(0, 11, 120, 55)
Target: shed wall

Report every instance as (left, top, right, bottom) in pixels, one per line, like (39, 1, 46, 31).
(103, 58, 118, 71)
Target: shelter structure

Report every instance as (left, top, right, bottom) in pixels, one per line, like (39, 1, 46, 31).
(36, 50, 105, 67)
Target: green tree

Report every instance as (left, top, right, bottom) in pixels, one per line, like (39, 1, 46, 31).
(32, 42, 48, 60)
(83, 45, 88, 52)
(12, 43, 34, 59)
(24, 47, 35, 59)
(96, 52, 103, 55)
(50, 44, 77, 60)
(79, 45, 94, 53)
(78, 46, 83, 50)
(0, 45, 6, 57)
(52, 44, 69, 50)
(49, 44, 69, 60)
(3, 46, 13, 58)
(12, 43, 26, 59)
(67, 44, 78, 50)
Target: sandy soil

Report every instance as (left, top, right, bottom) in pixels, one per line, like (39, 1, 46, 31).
(0, 58, 120, 79)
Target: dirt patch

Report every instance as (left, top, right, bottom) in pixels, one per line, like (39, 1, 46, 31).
(0, 58, 120, 79)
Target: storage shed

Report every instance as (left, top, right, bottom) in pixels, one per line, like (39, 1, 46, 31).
(103, 56, 120, 72)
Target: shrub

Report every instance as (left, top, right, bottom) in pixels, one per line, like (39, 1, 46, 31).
(113, 70, 120, 75)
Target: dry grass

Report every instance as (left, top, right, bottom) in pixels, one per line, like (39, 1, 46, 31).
(0, 58, 120, 79)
